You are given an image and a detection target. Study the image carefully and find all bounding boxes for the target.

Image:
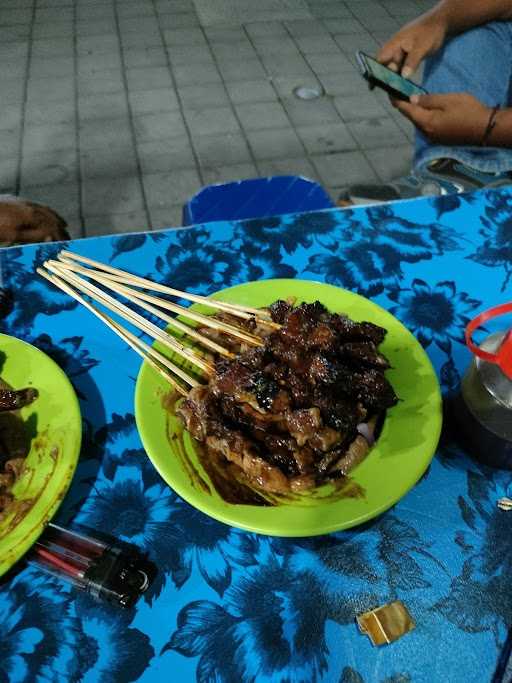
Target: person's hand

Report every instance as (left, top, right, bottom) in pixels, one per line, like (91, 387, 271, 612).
(392, 93, 491, 145)
(378, 12, 448, 77)
(0, 199, 70, 245)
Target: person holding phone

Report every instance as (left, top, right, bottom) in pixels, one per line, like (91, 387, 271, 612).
(342, 0, 512, 204)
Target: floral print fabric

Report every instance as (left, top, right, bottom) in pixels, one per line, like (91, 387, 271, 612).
(1, 188, 511, 683)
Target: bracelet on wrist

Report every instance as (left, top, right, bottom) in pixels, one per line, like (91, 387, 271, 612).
(480, 105, 500, 146)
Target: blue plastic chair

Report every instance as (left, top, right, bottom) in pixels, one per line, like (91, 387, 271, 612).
(182, 175, 334, 225)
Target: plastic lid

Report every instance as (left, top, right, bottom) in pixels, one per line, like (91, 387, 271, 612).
(465, 302, 512, 380)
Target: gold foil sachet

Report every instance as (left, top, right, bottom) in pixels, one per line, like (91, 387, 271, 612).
(356, 600, 415, 646)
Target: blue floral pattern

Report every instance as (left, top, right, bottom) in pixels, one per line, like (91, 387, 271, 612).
(0, 570, 88, 683)
(468, 189, 512, 291)
(1, 187, 511, 682)
(387, 279, 481, 353)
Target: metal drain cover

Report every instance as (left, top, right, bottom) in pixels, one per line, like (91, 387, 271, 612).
(293, 85, 324, 100)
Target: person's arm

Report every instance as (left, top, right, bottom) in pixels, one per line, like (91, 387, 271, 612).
(378, 0, 512, 76)
(433, 0, 512, 34)
(392, 93, 512, 147)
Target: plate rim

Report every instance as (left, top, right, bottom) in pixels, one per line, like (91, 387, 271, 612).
(135, 279, 443, 536)
(0, 333, 82, 575)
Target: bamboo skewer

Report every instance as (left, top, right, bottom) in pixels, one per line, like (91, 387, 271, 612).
(38, 250, 285, 392)
(86, 276, 236, 359)
(58, 249, 280, 329)
(58, 248, 263, 316)
(44, 260, 214, 376)
(49, 259, 236, 358)
(37, 268, 195, 395)
(107, 282, 237, 359)
(51, 258, 264, 348)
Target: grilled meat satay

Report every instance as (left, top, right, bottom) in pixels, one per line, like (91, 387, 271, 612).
(177, 299, 398, 497)
(0, 380, 38, 517)
(0, 387, 38, 412)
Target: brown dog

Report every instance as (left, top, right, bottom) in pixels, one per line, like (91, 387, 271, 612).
(0, 195, 70, 246)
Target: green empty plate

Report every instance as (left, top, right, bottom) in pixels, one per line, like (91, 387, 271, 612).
(0, 335, 81, 576)
(135, 280, 442, 537)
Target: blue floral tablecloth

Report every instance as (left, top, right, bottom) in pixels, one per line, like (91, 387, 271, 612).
(1, 188, 512, 683)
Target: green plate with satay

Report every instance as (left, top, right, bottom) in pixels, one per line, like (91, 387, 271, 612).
(135, 279, 442, 537)
(0, 335, 81, 576)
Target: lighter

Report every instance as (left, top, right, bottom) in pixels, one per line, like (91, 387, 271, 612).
(28, 523, 156, 608)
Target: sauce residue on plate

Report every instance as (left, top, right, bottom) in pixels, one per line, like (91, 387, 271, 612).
(0, 417, 59, 537)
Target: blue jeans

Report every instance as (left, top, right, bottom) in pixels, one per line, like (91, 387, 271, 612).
(415, 20, 512, 174)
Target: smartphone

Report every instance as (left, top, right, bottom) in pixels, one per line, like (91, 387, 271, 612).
(356, 51, 427, 101)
